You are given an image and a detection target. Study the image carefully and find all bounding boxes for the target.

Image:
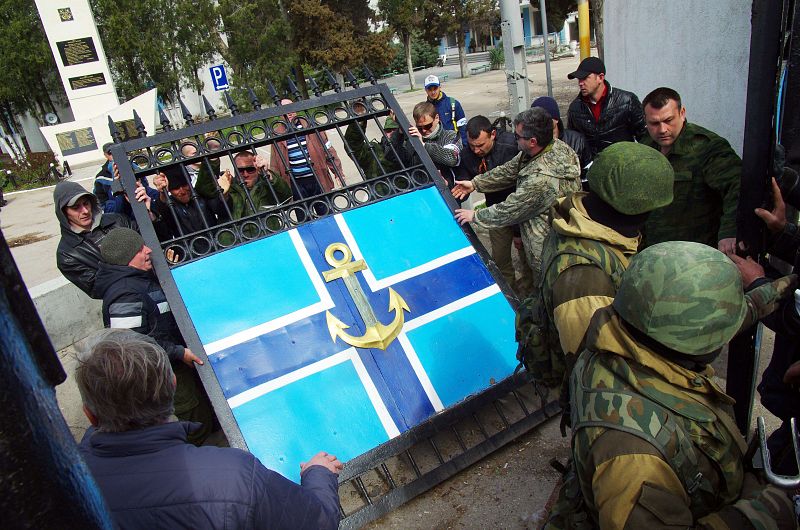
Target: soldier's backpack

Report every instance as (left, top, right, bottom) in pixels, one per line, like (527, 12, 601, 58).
(515, 233, 628, 390)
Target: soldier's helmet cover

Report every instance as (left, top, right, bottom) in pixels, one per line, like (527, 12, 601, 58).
(587, 142, 674, 215)
(613, 241, 747, 355)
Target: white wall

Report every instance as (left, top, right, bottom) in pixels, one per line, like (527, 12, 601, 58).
(603, 0, 751, 155)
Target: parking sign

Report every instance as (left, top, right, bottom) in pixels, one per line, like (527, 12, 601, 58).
(209, 65, 229, 91)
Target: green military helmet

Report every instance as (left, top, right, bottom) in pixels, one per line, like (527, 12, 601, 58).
(587, 142, 674, 215)
(613, 241, 747, 355)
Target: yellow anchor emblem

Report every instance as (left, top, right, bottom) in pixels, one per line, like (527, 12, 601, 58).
(322, 242, 410, 350)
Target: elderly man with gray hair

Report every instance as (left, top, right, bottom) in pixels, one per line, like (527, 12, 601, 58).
(77, 330, 343, 530)
(452, 108, 582, 291)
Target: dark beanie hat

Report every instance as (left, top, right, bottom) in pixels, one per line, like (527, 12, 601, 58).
(531, 96, 560, 121)
(101, 228, 145, 266)
(162, 165, 188, 190)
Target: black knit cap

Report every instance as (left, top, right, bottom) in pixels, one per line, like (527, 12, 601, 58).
(101, 228, 145, 266)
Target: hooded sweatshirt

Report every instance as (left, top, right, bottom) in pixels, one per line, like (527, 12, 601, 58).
(54, 181, 135, 298)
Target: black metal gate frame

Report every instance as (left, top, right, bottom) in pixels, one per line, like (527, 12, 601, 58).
(113, 79, 556, 527)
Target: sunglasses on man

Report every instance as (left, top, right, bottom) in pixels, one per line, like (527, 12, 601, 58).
(417, 119, 437, 133)
(237, 166, 258, 174)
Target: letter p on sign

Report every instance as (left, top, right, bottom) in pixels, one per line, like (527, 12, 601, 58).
(210, 65, 229, 91)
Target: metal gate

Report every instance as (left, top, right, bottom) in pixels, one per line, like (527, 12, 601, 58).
(111, 70, 556, 527)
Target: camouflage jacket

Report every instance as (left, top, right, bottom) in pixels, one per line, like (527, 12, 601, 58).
(541, 193, 637, 360)
(472, 139, 581, 276)
(642, 121, 741, 248)
(227, 173, 291, 221)
(343, 122, 401, 179)
(565, 306, 794, 529)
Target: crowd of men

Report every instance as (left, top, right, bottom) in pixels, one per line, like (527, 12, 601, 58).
(50, 57, 800, 528)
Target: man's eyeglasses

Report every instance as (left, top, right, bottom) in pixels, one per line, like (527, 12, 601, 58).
(237, 166, 258, 174)
(417, 121, 436, 132)
(514, 132, 532, 141)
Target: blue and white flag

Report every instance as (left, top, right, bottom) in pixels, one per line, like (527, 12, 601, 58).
(173, 186, 517, 481)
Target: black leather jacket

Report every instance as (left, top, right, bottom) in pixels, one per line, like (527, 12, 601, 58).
(560, 128, 591, 181)
(54, 181, 136, 298)
(566, 81, 647, 159)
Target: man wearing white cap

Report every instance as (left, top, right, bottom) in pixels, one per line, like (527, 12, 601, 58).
(425, 74, 467, 146)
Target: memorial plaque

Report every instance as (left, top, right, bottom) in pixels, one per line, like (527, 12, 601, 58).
(68, 73, 106, 90)
(56, 37, 99, 67)
(58, 8, 73, 21)
(55, 127, 97, 156)
(113, 119, 138, 142)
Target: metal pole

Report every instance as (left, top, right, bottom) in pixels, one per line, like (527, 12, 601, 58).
(500, 0, 531, 116)
(539, 0, 553, 97)
(728, 0, 785, 437)
(0, 232, 114, 529)
(577, 0, 591, 60)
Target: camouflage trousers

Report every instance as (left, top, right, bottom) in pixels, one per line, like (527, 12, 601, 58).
(489, 225, 535, 298)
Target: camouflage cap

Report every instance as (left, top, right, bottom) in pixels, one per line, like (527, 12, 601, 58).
(384, 115, 399, 130)
(613, 241, 747, 355)
(587, 142, 674, 215)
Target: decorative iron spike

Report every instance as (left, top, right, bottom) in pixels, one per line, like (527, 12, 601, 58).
(286, 76, 301, 100)
(266, 80, 281, 105)
(323, 68, 341, 93)
(179, 99, 194, 125)
(363, 65, 377, 85)
(132, 110, 147, 137)
(224, 91, 239, 115)
(344, 68, 359, 89)
(308, 76, 323, 98)
(202, 95, 216, 120)
(107, 115, 121, 142)
(159, 107, 173, 131)
(247, 88, 261, 110)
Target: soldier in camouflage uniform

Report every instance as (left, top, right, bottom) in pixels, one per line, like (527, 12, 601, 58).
(641, 87, 741, 254)
(534, 142, 673, 388)
(343, 115, 403, 179)
(453, 108, 581, 289)
(547, 241, 797, 529)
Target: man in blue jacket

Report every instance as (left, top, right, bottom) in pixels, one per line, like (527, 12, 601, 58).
(77, 330, 343, 530)
(425, 75, 468, 146)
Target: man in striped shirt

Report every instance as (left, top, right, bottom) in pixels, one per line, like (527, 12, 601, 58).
(270, 98, 344, 199)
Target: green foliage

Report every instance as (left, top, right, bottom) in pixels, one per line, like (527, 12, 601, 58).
(0, 0, 65, 123)
(387, 38, 439, 72)
(545, 0, 578, 33)
(489, 45, 504, 70)
(220, 0, 391, 100)
(0, 151, 59, 191)
(218, 0, 296, 103)
(90, 0, 220, 103)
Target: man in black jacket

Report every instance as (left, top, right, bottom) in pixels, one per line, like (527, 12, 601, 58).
(566, 57, 647, 159)
(152, 167, 223, 240)
(94, 227, 214, 444)
(456, 115, 532, 295)
(55, 181, 136, 298)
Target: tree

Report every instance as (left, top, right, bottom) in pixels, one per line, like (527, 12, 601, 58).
(90, 0, 221, 104)
(591, 0, 604, 59)
(543, 0, 576, 36)
(287, 0, 392, 94)
(0, 0, 66, 127)
(377, 0, 426, 90)
(218, 0, 296, 103)
(220, 0, 391, 100)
